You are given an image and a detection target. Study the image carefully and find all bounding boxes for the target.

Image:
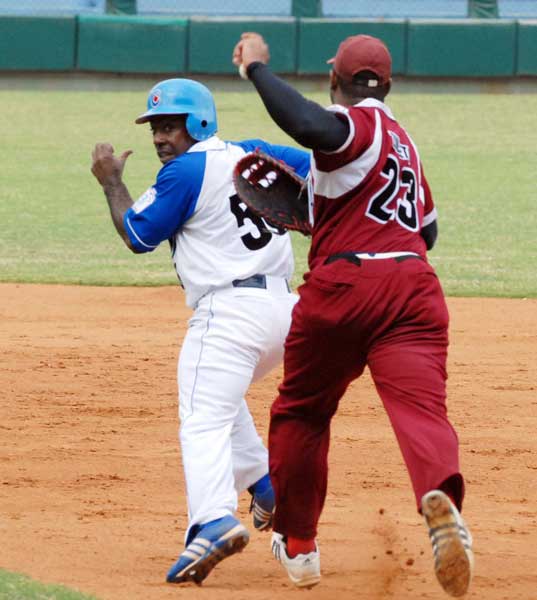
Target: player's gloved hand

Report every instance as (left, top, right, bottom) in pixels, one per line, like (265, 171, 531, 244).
(91, 143, 133, 188)
(233, 150, 311, 235)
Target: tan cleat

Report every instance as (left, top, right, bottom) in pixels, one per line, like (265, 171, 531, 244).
(421, 490, 474, 597)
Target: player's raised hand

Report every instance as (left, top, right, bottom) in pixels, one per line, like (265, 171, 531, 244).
(91, 143, 133, 187)
(232, 32, 270, 73)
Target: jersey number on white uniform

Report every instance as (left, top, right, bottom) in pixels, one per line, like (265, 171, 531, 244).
(229, 194, 285, 250)
(365, 154, 419, 232)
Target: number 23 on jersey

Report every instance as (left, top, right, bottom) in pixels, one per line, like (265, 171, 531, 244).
(365, 153, 420, 232)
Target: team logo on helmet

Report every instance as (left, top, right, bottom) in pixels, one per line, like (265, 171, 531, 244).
(150, 89, 162, 107)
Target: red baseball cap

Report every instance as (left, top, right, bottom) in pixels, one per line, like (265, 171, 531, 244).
(327, 34, 392, 86)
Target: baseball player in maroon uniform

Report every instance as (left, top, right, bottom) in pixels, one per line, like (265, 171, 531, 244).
(232, 33, 474, 596)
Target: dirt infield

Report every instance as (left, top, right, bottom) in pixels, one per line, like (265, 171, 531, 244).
(1, 283, 536, 600)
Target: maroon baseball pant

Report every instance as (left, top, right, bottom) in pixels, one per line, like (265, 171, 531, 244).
(269, 256, 464, 540)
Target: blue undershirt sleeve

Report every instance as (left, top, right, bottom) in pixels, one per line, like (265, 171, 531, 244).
(233, 139, 310, 179)
(123, 153, 205, 253)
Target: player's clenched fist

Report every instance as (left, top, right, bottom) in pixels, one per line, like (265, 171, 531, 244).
(91, 143, 133, 188)
(232, 32, 270, 75)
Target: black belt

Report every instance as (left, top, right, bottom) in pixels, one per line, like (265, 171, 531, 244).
(232, 274, 267, 289)
(232, 274, 291, 292)
(325, 253, 423, 266)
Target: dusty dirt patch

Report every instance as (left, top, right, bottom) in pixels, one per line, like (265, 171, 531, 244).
(1, 284, 536, 600)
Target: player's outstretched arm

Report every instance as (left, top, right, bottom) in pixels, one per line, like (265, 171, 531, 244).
(232, 32, 348, 151)
(91, 143, 140, 253)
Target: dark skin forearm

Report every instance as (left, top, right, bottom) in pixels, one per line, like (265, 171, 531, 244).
(101, 180, 139, 250)
(91, 143, 139, 252)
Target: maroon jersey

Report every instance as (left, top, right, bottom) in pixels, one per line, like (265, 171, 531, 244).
(308, 99, 437, 268)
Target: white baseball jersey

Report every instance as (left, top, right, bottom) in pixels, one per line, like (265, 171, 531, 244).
(124, 136, 310, 307)
(123, 135, 309, 540)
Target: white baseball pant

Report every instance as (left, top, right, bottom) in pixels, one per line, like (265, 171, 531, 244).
(177, 276, 297, 541)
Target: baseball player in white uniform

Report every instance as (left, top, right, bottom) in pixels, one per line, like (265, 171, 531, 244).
(90, 78, 310, 585)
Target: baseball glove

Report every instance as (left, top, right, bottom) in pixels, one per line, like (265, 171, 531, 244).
(233, 150, 311, 235)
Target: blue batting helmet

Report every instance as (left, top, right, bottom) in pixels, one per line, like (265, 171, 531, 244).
(135, 78, 217, 141)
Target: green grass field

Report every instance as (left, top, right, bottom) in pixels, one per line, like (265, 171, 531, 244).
(1, 83, 535, 598)
(0, 569, 97, 600)
(1, 87, 536, 296)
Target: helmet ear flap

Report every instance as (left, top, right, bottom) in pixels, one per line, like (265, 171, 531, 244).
(185, 111, 216, 142)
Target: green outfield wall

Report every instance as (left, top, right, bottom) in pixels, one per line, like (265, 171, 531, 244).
(1, 15, 537, 77)
(188, 18, 296, 74)
(517, 20, 537, 75)
(0, 16, 76, 70)
(298, 19, 406, 75)
(77, 15, 187, 72)
(407, 19, 516, 76)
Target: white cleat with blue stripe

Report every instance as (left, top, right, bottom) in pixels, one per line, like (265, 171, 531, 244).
(248, 480, 275, 531)
(166, 515, 249, 585)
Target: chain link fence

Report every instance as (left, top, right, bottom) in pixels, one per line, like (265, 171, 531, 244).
(0, 0, 536, 18)
(0, 0, 293, 15)
(0, 0, 105, 14)
(323, 0, 468, 18)
(136, 0, 292, 16)
(322, 0, 537, 18)
(499, 0, 537, 17)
